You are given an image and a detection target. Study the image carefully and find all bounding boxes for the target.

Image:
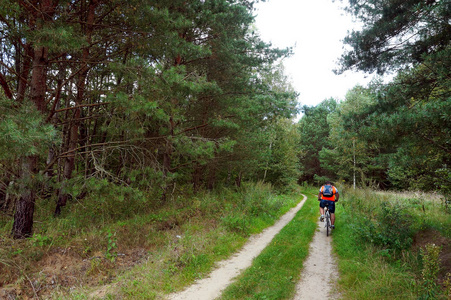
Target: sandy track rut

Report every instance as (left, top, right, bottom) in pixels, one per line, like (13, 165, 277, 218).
(293, 220, 339, 299)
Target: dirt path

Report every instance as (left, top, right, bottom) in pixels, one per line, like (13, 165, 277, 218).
(293, 220, 339, 300)
(166, 194, 308, 300)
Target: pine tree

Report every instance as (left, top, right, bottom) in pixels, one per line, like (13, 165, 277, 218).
(0, 0, 297, 238)
(336, 0, 451, 191)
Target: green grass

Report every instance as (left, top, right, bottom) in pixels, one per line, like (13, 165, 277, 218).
(6, 181, 302, 299)
(333, 187, 450, 300)
(4, 183, 448, 300)
(218, 188, 318, 300)
(333, 210, 417, 300)
(108, 187, 304, 299)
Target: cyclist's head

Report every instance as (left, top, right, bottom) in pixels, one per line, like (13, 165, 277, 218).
(325, 181, 332, 185)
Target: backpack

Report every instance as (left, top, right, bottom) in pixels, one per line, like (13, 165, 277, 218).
(322, 185, 334, 197)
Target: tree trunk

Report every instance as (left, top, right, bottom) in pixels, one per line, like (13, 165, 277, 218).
(55, 0, 98, 215)
(192, 163, 203, 193)
(12, 0, 56, 238)
(55, 106, 80, 215)
(12, 45, 47, 238)
(207, 164, 216, 190)
(12, 157, 37, 238)
(163, 116, 175, 176)
(235, 171, 243, 188)
(16, 43, 33, 103)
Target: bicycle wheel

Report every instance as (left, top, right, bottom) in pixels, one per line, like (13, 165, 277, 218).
(326, 211, 330, 236)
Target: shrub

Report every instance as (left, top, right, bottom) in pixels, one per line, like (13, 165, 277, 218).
(351, 198, 415, 255)
(419, 243, 441, 299)
(375, 202, 414, 252)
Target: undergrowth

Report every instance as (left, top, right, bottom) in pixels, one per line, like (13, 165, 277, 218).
(0, 180, 300, 299)
(334, 187, 450, 300)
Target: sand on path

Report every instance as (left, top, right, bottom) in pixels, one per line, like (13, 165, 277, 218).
(293, 220, 340, 300)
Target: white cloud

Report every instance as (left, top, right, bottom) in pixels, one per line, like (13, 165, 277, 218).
(254, 0, 374, 107)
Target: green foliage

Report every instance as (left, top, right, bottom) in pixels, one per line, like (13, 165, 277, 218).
(323, 85, 387, 187)
(298, 98, 337, 183)
(419, 243, 441, 299)
(1, 0, 299, 240)
(267, 119, 301, 190)
(338, 0, 451, 74)
(30, 22, 87, 53)
(105, 230, 118, 262)
(52, 177, 149, 230)
(327, 0, 451, 192)
(435, 168, 451, 212)
(334, 210, 417, 300)
(309, 60, 450, 190)
(108, 183, 299, 299)
(221, 214, 250, 235)
(357, 202, 415, 254)
(242, 182, 280, 217)
(444, 273, 451, 299)
(219, 182, 287, 235)
(1, 182, 301, 298)
(0, 97, 58, 161)
(30, 234, 53, 248)
(334, 188, 450, 299)
(126, 167, 166, 194)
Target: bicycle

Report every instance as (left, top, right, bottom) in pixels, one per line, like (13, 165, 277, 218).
(324, 203, 331, 236)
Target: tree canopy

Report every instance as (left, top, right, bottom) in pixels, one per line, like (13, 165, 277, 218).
(337, 0, 451, 74)
(298, 0, 450, 193)
(0, 0, 298, 238)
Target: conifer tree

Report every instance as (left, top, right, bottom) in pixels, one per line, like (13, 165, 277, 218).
(335, 0, 450, 191)
(0, 0, 297, 238)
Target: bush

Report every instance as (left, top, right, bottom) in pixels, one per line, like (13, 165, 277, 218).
(52, 177, 149, 231)
(354, 202, 415, 255)
(419, 243, 441, 299)
(336, 188, 450, 299)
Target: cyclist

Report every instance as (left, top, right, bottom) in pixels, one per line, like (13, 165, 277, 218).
(318, 181, 339, 229)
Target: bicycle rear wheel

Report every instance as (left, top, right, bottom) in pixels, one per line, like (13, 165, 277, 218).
(326, 211, 330, 236)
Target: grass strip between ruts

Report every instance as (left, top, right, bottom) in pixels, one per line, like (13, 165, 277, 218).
(219, 190, 319, 300)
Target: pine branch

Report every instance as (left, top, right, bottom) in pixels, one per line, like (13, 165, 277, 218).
(0, 72, 13, 99)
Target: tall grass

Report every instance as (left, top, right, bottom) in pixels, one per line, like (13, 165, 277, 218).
(334, 187, 450, 300)
(0, 181, 302, 299)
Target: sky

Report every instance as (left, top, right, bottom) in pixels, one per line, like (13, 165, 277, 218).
(254, 0, 375, 108)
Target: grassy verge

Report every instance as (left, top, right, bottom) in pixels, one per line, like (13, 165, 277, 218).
(0, 181, 302, 299)
(218, 187, 318, 300)
(333, 209, 417, 299)
(108, 186, 305, 299)
(333, 187, 451, 300)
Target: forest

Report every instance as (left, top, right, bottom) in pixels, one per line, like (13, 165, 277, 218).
(0, 0, 450, 298)
(0, 0, 300, 239)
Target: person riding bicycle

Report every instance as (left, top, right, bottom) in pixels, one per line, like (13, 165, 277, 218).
(318, 181, 339, 229)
